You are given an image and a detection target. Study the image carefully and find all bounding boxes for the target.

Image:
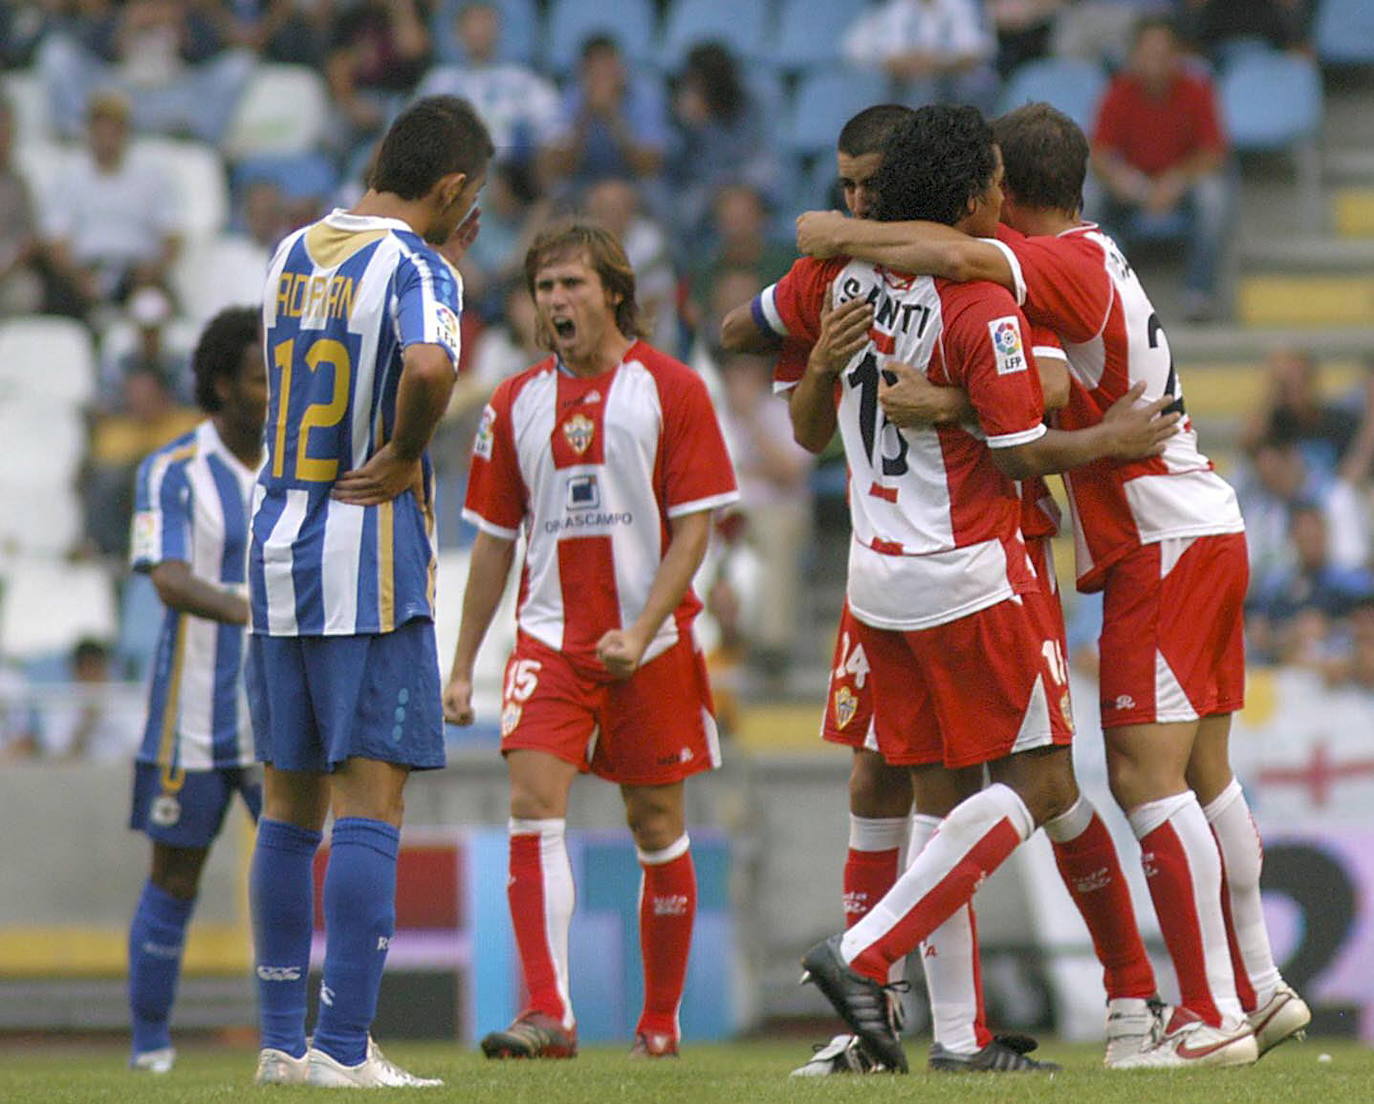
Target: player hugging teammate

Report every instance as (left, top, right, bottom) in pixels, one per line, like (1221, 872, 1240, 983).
(728, 100, 1307, 1073)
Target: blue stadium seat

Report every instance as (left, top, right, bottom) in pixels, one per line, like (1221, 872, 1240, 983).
(660, 0, 770, 68)
(784, 67, 891, 158)
(233, 152, 339, 203)
(1315, 0, 1374, 66)
(429, 0, 540, 65)
(773, 0, 864, 72)
(997, 57, 1107, 134)
(1219, 50, 1321, 150)
(545, 0, 656, 73)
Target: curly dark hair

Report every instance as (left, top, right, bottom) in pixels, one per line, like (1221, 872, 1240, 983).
(193, 305, 259, 414)
(872, 104, 997, 226)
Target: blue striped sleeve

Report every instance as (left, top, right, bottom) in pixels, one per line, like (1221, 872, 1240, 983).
(395, 247, 463, 368)
(130, 454, 191, 572)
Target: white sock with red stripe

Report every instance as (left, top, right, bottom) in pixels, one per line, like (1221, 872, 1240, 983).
(507, 818, 576, 1030)
(840, 784, 1033, 983)
(910, 813, 991, 1054)
(1204, 779, 1280, 1010)
(1127, 793, 1242, 1027)
(636, 834, 696, 1041)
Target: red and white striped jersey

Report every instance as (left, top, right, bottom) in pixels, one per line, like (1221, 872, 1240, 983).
(463, 341, 739, 673)
(757, 256, 1046, 631)
(991, 223, 1243, 591)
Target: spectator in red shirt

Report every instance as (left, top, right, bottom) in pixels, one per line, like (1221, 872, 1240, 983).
(1091, 16, 1232, 320)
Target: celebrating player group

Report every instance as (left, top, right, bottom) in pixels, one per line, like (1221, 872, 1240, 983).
(121, 84, 1303, 1086)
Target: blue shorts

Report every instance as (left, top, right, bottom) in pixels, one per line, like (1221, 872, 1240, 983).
(245, 619, 445, 773)
(129, 762, 262, 849)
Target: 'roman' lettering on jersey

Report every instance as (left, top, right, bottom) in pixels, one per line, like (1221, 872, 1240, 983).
(252, 209, 464, 636)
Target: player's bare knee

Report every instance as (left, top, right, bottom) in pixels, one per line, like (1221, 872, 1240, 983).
(150, 845, 206, 901)
(848, 752, 912, 818)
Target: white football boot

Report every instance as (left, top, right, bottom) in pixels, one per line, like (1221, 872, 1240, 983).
(1248, 984, 1311, 1057)
(254, 1047, 309, 1085)
(307, 1037, 444, 1088)
(1113, 1006, 1258, 1069)
(130, 1046, 175, 1074)
(1104, 997, 1168, 1068)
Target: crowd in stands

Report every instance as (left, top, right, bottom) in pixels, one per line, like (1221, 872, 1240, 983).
(0, 0, 1358, 757)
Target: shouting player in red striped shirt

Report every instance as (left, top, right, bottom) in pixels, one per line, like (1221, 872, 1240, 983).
(445, 220, 739, 1060)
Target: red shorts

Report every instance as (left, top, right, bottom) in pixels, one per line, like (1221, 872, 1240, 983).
(820, 603, 878, 751)
(1025, 537, 1068, 651)
(498, 631, 721, 785)
(854, 593, 1074, 769)
(1097, 532, 1247, 728)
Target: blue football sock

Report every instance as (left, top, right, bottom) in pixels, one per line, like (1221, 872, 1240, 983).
(311, 818, 400, 1067)
(250, 817, 322, 1059)
(128, 880, 195, 1056)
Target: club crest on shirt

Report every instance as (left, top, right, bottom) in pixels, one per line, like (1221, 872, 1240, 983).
(1060, 691, 1075, 733)
(563, 412, 595, 455)
(150, 795, 181, 827)
(500, 702, 522, 737)
(833, 686, 858, 730)
(988, 316, 1027, 375)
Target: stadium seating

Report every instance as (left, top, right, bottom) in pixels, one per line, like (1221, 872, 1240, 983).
(544, 0, 657, 73)
(430, 0, 540, 64)
(784, 67, 891, 158)
(772, 0, 862, 72)
(132, 138, 230, 241)
(0, 400, 84, 492)
(1220, 51, 1323, 152)
(0, 317, 94, 405)
(0, 558, 116, 658)
(660, 0, 770, 68)
(0, 69, 50, 147)
(99, 314, 202, 372)
(222, 65, 331, 159)
(233, 151, 339, 204)
(170, 235, 272, 325)
(1219, 49, 1323, 231)
(1315, 0, 1374, 66)
(997, 57, 1107, 133)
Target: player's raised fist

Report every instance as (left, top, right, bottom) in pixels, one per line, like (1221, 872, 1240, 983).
(596, 628, 647, 680)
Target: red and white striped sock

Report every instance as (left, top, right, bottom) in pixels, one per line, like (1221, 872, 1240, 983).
(1204, 779, 1280, 1010)
(911, 814, 991, 1054)
(507, 817, 575, 1029)
(1045, 796, 1156, 1000)
(1128, 793, 1241, 1027)
(840, 784, 1033, 983)
(636, 835, 696, 1040)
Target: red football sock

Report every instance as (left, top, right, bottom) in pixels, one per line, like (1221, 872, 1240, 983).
(843, 815, 910, 927)
(1046, 800, 1156, 1000)
(636, 836, 696, 1039)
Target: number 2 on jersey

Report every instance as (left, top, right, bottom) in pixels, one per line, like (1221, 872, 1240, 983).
(271, 337, 353, 482)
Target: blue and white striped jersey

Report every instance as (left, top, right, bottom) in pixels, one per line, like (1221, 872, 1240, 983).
(252, 209, 463, 637)
(131, 420, 258, 770)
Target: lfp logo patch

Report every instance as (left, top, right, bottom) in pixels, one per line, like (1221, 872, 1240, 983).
(988, 317, 1027, 375)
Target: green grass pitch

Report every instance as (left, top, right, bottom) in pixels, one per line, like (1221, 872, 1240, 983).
(3, 1038, 1371, 1103)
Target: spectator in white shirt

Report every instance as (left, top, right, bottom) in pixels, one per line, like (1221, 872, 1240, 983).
(843, 0, 1000, 111)
(414, 1, 560, 166)
(41, 92, 179, 311)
